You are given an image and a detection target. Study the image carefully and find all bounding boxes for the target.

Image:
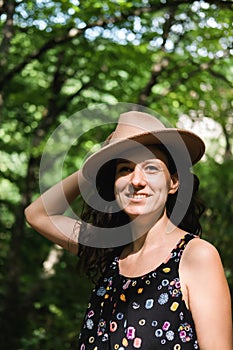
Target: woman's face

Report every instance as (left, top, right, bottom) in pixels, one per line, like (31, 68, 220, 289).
(114, 145, 178, 221)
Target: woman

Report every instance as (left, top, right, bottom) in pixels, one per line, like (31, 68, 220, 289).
(25, 111, 232, 349)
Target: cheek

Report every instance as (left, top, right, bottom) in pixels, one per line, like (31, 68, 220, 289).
(160, 170, 172, 190)
(114, 181, 125, 210)
(149, 173, 170, 191)
(114, 177, 128, 194)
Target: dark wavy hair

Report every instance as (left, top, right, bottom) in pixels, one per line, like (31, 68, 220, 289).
(77, 144, 205, 280)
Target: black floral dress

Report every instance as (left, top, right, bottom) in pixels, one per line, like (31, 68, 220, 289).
(78, 233, 199, 349)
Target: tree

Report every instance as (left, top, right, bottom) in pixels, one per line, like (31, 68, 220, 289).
(0, 0, 232, 348)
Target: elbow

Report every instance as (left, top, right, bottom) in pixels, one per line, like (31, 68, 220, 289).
(24, 204, 38, 227)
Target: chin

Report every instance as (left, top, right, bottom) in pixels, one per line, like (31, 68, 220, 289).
(126, 210, 151, 219)
(126, 208, 165, 222)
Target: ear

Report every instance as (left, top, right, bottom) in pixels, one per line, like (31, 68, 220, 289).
(168, 173, 179, 194)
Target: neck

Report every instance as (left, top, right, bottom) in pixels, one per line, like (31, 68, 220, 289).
(129, 211, 177, 253)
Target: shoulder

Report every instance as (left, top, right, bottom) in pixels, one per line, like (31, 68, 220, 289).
(184, 236, 219, 259)
(180, 235, 224, 276)
(179, 235, 229, 310)
(180, 236, 232, 350)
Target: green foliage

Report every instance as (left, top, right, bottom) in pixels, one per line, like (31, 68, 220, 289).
(0, 0, 232, 348)
(196, 158, 233, 289)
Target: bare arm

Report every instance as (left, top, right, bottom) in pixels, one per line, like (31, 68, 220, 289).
(180, 238, 233, 350)
(25, 170, 85, 254)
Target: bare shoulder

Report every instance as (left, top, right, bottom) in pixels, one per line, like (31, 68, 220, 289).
(179, 235, 229, 311)
(181, 236, 223, 269)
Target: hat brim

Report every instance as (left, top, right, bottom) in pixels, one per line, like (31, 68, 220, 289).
(81, 128, 205, 182)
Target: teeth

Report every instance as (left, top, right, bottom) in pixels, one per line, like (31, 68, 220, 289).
(129, 194, 148, 199)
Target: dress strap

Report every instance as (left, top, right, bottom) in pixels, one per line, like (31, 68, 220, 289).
(176, 233, 199, 255)
(183, 232, 199, 245)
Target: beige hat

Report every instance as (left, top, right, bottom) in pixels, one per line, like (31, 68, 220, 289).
(81, 111, 205, 182)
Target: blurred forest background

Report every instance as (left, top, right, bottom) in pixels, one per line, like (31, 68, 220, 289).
(0, 0, 233, 349)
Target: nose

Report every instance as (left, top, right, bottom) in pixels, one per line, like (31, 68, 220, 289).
(129, 165, 147, 189)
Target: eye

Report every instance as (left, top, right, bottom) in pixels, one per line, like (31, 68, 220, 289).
(116, 166, 133, 175)
(115, 161, 135, 177)
(144, 165, 159, 173)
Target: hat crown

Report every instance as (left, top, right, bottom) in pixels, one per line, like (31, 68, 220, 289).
(109, 111, 165, 143)
(81, 110, 205, 183)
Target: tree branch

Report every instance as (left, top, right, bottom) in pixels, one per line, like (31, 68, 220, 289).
(0, 0, 16, 64)
(138, 6, 176, 105)
(208, 67, 233, 88)
(222, 122, 232, 160)
(2, 0, 224, 88)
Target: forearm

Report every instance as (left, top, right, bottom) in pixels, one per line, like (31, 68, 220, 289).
(25, 170, 81, 216)
(25, 170, 83, 253)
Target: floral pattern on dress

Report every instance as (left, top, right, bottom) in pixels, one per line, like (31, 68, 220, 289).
(78, 233, 199, 349)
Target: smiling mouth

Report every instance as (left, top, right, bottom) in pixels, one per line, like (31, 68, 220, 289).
(127, 194, 149, 199)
